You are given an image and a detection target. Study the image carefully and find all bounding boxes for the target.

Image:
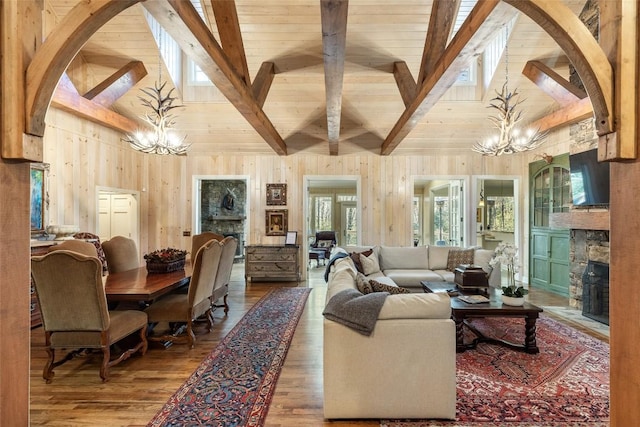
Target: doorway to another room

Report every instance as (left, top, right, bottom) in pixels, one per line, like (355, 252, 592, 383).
(97, 188, 139, 246)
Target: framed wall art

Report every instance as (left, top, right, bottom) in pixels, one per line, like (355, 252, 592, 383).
(30, 163, 50, 236)
(266, 183, 287, 206)
(285, 231, 297, 246)
(265, 209, 288, 236)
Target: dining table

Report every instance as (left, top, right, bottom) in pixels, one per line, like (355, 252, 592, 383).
(103, 264, 192, 302)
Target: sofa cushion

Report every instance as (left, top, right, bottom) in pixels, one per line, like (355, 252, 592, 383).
(433, 269, 455, 283)
(379, 246, 429, 270)
(384, 269, 447, 287)
(360, 251, 381, 275)
(446, 248, 475, 271)
(318, 239, 334, 248)
(378, 292, 451, 320)
(428, 246, 454, 270)
(370, 279, 411, 294)
(350, 249, 373, 273)
(356, 273, 374, 294)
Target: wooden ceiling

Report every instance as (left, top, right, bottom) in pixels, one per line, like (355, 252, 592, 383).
(47, 0, 589, 156)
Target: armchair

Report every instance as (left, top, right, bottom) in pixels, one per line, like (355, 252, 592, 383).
(30, 251, 148, 382)
(310, 230, 337, 259)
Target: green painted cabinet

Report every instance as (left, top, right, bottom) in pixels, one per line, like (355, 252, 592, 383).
(529, 155, 571, 296)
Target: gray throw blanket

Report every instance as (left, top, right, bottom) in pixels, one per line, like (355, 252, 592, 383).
(322, 289, 389, 336)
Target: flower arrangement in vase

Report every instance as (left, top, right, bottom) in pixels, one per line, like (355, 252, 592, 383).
(489, 242, 528, 306)
(144, 247, 187, 273)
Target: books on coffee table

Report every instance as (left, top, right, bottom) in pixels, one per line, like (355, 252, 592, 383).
(458, 295, 490, 304)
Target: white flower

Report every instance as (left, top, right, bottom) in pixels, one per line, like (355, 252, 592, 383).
(490, 242, 519, 270)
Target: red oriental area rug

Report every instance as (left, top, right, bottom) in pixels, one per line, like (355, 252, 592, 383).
(382, 315, 609, 427)
(148, 287, 311, 427)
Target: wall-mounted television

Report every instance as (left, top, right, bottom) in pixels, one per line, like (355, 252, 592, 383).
(569, 148, 610, 207)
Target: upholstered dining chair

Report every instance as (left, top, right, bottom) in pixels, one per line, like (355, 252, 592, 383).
(30, 250, 148, 383)
(310, 230, 338, 259)
(102, 235, 139, 273)
(73, 232, 109, 274)
(144, 239, 223, 348)
(210, 236, 238, 314)
(47, 239, 99, 258)
(191, 232, 224, 262)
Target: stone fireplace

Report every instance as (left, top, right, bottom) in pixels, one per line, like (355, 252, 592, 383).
(569, 229, 610, 324)
(200, 179, 246, 260)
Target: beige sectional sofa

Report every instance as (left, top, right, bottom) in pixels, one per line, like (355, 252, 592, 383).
(323, 254, 456, 420)
(342, 244, 500, 291)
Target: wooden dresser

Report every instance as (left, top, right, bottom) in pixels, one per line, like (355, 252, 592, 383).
(244, 245, 300, 282)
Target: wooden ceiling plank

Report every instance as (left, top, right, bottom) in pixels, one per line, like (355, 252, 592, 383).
(143, 0, 287, 155)
(393, 61, 417, 108)
(321, 0, 349, 156)
(381, 0, 517, 155)
(83, 60, 148, 108)
(52, 84, 140, 134)
(210, 0, 251, 86)
(25, 0, 141, 137)
(252, 61, 275, 109)
(529, 96, 593, 133)
(417, 0, 461, 85)
(522, 60, 586, 106)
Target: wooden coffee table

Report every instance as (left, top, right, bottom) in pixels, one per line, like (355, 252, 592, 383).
(421, 281, 544, 354)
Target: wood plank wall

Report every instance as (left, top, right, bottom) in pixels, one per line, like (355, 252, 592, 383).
(43, 108, 571, 280)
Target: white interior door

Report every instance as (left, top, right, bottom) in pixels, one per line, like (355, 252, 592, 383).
(98, 192, 138, 243)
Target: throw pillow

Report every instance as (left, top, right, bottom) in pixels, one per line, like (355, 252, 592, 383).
(350, 249, 373, 274)
(317, 239, 333, 248)
(360, 251, 381, 275)
(355, 273, 374, 294)
(446, 248, 475, 271)
(369, 279, 411, 294)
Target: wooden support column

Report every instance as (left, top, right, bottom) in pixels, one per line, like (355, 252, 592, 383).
(1, 0, 42, 161)
(0, 1, 39, 425)
(601, 0, 640, 425)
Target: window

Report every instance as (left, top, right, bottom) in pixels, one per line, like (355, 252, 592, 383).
(187, 59, 213, 86)
(313, 196, 333, 232)
(412, 196, 421, 245)
(486, 196, 515, 232)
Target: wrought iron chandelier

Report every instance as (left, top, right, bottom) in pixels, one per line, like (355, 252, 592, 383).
(472, 29, 546, 156)
(122, 39, 189, 155)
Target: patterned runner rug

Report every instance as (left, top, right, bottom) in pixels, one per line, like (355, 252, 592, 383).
(148, 287, 312, 427)
(382, 315, 609, 427)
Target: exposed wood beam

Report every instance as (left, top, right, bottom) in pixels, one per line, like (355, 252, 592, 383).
(381, 0, 517, 155)
(529, 97, 593, 133)
(393, 61, 417, 108)
(522, 60, 586, 106)
(143, 0, 287, 155)
(321, 0, 349, 156)
(25, 0, 141, 137)
(52, 83, 140, 134)
(2, 0, 43, 160)
(210, 0, 251, 86)
(252, 62, 275, 109)
(83, 60, 148, 108)
(503, 0, 614, 141)
(417, 0, 461, 85)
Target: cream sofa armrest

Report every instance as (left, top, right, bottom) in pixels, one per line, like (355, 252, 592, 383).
(378, 292, 451, 320)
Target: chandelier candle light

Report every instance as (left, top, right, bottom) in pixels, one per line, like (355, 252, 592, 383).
(123, 37, 189, 155)
(472, 27, 547, 156)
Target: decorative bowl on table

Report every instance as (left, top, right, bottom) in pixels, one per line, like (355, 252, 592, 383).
(46, 225, 80, 240)
(144, 248, 187, 274)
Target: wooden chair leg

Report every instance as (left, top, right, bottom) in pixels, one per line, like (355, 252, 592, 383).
(43, 347, 55, 384)
(186, 321, 196, 348)
(99, 332, 111, 382)
(223, 294, 229, 314)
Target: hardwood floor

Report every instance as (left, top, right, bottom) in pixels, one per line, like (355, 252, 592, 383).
(30, 263, 608, 426)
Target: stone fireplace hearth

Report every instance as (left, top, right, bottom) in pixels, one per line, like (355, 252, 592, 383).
(569, 229, 610, 324)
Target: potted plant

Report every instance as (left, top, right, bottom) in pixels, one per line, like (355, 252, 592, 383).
(490, 242, 528, 306)
(144, 247, 187, 274)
